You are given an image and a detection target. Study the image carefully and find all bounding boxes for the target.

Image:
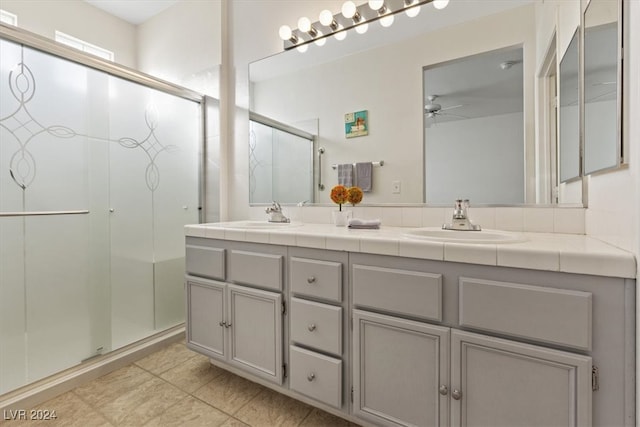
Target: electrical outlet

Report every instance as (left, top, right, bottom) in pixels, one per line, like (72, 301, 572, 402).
(392, 180, 401, 194)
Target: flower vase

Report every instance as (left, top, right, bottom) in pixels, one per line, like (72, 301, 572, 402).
(332, 210, 352, 227)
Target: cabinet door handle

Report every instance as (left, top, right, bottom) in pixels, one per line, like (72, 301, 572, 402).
(451, 389, 462, 400)
(307, 276, 316, 284)
(219, 321, 226, 327)
(307, 373, 316, 382)
(439, 385, 448, 396)
(307, 324, 317, 332)
(225, 322, 232, 328)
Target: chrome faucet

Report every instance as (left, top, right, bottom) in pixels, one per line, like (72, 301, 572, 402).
(265, 201, 290, 223)
(443, 199, 481, 231)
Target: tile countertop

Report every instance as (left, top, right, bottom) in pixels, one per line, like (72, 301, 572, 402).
(185, 222, 637, 279)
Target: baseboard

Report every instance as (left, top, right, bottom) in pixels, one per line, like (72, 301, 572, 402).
(0, 325, 185, 413)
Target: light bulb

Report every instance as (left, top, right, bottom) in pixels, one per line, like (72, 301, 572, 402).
(334, 27, 347, 40)
(433, 0, 449, 10)
(278, 25, 292, 41)
(296, 44, 308, 53)
(319, 9, 334, 26)
(369, 0, 384, 10)
(355, 22, 368, 34)
(380, 13, 394, 27)
(298, 17, 311, 32)
(405, 4, 420, 17)
(341, 1, 357, 18)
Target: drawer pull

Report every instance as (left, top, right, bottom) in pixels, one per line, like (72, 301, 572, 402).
(307, 324, 317, 332)
(307, 276, 316, 284)
(452, 389, 462, 400)
(439, 385, 448, 396)
(307, 373, 316, 382)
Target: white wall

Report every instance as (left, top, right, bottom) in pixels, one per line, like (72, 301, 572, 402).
(137, 0, 222, 97)
(1, 0, 137, 68)
(426, 112, 524, 204)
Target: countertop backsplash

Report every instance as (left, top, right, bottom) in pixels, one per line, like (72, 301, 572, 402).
(247, 206, 586, 235)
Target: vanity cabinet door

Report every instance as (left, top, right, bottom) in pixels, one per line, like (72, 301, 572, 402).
(227, 284, 283, 385)
(352, 309, 450, 427)
(185, 276, 226, 360)
(451, 330, 592, 427)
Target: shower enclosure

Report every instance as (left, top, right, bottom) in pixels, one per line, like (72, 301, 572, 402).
(0, 31, 205, 394)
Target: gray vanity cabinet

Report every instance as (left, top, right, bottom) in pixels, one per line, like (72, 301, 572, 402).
(185, 238, 285, 385)
(288, 248, 349, 410)
(185, 236, 633, 427)
(352, 309, 450, 426)
(451, 329, 592, 427)
(350, 254, 607, 427)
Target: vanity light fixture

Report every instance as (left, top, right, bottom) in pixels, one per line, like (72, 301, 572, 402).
(319, 9, 348, 41)
(342, 1, 362, 21)
(343, 1, 368, 33)
(369, 1, 394, 27)
(298, 17, 318, 38)
(280, 0, 450, 51)
(278, 25, 298, 44)
(404, 0, 421, 17)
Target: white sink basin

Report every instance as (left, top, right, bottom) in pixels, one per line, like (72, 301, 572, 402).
(404, 227, 526, 244)
(215, 220, 302, 229)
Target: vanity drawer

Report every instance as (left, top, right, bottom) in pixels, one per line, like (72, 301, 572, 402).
(185, 245, 225, 280)
(289, 346, 342, 409)
(459, 277, 592, 350)
(290, 257, 342, 303)
(352, 264, 442, 322)
(228, 249, 283, 291)
(290, 298, 342, 356)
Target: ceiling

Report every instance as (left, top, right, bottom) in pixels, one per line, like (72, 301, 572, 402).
(423, 46, 524, 125)
(84, 0, 179, 25)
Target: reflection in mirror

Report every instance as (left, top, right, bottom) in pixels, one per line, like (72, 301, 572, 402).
(424, 47, 524, 204)
(584, 0, 620, 174)
(559, 29, 580, 183)
(250, 1, 538, 205)
(249, 114, 314, 204)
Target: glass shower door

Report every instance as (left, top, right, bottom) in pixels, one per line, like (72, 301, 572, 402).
(0, 40, 110, 392)
(107, 76, 200, 348)
(0, 37, 202, 394)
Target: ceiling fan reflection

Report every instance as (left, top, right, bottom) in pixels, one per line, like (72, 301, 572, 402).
(424, 94, 468, 122)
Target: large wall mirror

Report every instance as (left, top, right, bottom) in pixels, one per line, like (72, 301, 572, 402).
(250, 1, 537, 206)
(583, 0, 622, 174)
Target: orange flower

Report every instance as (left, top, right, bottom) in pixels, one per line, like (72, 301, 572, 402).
(330, 185, 349, 210)
(347, 186, 363, 205)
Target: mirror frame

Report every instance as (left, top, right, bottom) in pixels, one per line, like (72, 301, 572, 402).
(558, 26, 582, 185)
(581, 0, 624, 176)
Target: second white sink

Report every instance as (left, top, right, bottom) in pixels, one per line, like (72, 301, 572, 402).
(404, 227, 526, 244)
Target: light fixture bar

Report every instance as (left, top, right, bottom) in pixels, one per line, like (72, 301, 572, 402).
(282, 0, 443, 51)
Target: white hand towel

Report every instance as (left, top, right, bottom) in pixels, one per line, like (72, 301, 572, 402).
(338, 163, 353, 187)
(348, 218, 381, 229)
(355, 162, 372, 192)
